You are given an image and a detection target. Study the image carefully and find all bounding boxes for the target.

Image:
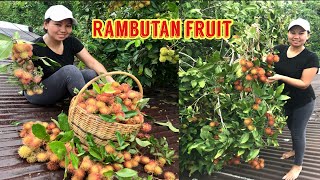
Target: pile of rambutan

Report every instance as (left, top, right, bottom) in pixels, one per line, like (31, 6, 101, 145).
(17, 118, 177, 180)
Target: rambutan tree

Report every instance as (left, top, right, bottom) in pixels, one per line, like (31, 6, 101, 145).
(179, 1, 307, 176)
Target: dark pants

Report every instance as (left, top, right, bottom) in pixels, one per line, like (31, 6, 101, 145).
(285, 99, 315, 165)
(24, 65, 97, 105)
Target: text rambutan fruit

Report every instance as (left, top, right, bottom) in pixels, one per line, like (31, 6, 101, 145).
(18, 145, 33, 158)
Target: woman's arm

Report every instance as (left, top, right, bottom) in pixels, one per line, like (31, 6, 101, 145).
(267, 67, 318, 89)
(76, 47, 115, 82)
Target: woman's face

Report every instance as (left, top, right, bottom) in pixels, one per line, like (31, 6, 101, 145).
(44, 19, 73, 41)
(288, 26, 309, 48)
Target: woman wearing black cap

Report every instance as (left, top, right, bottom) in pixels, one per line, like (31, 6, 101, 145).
(268, 18, 319, 180)
(18, 5, 114, 105)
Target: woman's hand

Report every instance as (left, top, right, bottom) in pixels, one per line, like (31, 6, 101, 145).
(267, 74, 283, 83)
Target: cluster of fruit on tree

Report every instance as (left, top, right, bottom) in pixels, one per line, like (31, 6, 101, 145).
(159, 47, 179, 64)
(11, 42, 44, 95)
(17, 120, 176, 180)
(77, 82, 144, 125)
(128, 0, 151, 10)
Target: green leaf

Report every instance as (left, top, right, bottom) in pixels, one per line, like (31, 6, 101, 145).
(38, 57, 61, 67)
(49, 141, 67, 160)
(0, 38, 13, 60)
(103, 170, 114, 178)
(58, 112, 70, 131)
(115, 168, 138, 178)
(89, 147, 102, 160)
(198, 80, 206, 88)
(155, 121, 179, 133)
(145, 43, 152, 50)
(134, 39, 141, 47)
(246, 149, 260, 161)
(116, 131, 124, 146)
(11, 121, 21, 126)
(0, 63, 11, 73)
(99, 114, 116, 123)
(214, 149, 225, 159)
(237, 149, 245, 156)
(144, 67, 152, 78)
(125, 110, 138, 119)
(275, 83, 285, 97)
(86, 133, 97, 148)
(70, 152, 79, 170)
(125, 40, 135, 50)
(191, 80, 197, 88)
(137, 98, 149, 110)
(59, 130, 74, 143)
(239, 133, 250, 144)
(135, 138, 151, 147)
(32, 124, 50, 141)
(101, 83, 115, 93)
(0, 33, 12, 41)
(92, 82, 101, 94)
(12, 32, 20, 39)
(277, 95, 290, 100)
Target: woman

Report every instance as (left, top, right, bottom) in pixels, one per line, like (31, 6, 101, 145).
(19, 5, 114, 105)
(268, 18, 319, 180)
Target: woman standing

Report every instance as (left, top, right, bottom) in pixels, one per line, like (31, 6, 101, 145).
(19, 5, 114, 105)
(268, 18, 319, 180)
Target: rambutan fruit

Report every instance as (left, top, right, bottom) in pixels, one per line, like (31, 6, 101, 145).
(13, 68, 24, 78)
(18, 145, 33, 158)
(133, 155, 141, 163)
(140, 156, 150, 165)
(111, 103, 122, 114)
(99, 106, 111, 115)
(19, 129, 28, 138)
(47, 161, 60, 171)
(113, 163, 123, 171)
(26, 153, 37, 163)
(89, 163, 102, 174)
(96, 101, 106, 108)
(36, 152, 49, 162)
(157, 157, 166, 167)
(123, 161, 133, 169)
(131, 159, 139, 167)
(164, 171, 176, 180)
(154, 165, 163, 175)
(80, 158, 93, 172)
(144, 164, 155, 173)
(104, 145, 115, 154)
(47, 122, 56, 130)
(86, 105, 98, 114)
(123, 151, 131, 161)
(49, 153, 60, 162)
(141, 123, 152, 133)
(87, 173, 102, 180)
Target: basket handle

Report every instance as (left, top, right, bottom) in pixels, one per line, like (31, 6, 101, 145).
(72, 71, 143, 107)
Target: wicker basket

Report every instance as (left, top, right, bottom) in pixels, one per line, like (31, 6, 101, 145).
(68, 71, 143, 146)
